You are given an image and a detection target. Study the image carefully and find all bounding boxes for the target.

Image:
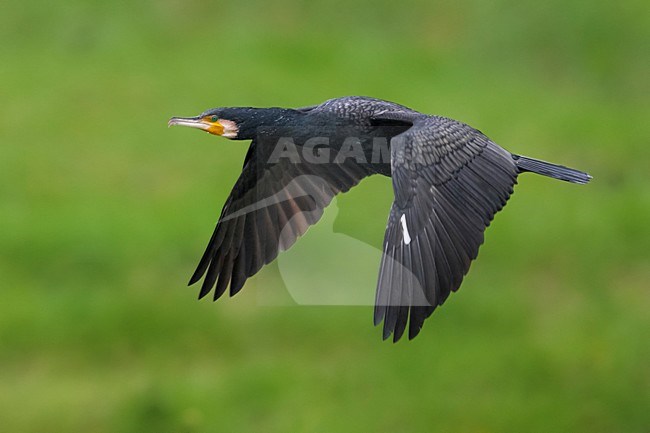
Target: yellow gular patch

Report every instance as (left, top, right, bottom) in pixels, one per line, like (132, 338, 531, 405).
(203, 117, 224, 135)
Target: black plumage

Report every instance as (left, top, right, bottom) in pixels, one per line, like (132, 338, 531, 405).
(168, 96, 591, 341)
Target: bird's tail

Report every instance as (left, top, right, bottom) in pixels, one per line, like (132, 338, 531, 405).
(513, 154, 592, 184)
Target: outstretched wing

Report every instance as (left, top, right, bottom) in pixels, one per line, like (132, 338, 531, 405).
(189, 139, 375, 300)
(374, 115, 519, 341)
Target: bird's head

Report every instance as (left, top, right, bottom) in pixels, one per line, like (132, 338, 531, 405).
(168, 107, 296, 140)
(168, 108, 245, 139)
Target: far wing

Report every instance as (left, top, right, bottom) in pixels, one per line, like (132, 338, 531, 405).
(189, 139, 375, 300)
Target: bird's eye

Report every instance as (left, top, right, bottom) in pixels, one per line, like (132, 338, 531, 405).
(210, 115, 218, 122)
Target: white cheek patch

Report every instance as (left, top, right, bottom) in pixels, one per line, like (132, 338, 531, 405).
(400, 214, 411, 245)
(220, 119, 239, 138)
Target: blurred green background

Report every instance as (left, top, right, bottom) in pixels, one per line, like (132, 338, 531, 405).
(2, 0, 649, 431)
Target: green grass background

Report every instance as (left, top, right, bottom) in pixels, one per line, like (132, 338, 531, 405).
(1, 1, 649, 431)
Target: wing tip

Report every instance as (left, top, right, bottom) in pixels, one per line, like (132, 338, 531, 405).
(188, 273, 202, 287)
(197, 281, 212, 300)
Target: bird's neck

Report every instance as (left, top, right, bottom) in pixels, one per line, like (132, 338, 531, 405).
(235, 108, 303, 140)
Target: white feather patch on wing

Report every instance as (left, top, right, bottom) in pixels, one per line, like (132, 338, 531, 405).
(400, 214, 411, 245)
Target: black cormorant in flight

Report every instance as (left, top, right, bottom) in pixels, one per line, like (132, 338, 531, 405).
(168, 96, 591, 341)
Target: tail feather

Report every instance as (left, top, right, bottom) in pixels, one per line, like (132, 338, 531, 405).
(513, 154, 592, 184)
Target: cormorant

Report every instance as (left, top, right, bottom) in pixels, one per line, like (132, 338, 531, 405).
(168, 96, 591, 341)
